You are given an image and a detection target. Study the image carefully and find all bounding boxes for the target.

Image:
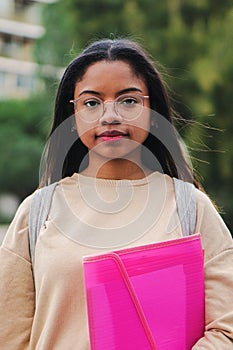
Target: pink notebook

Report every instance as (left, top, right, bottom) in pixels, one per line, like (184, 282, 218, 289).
(83, 234, 205, 350)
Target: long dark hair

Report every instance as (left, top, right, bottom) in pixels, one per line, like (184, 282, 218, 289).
(40, 38, 200, 188)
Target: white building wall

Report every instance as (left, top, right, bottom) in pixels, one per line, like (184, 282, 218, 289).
(0, 0, 58, 99)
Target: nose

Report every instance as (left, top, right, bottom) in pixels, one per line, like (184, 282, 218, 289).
(99, 101, 123, 125)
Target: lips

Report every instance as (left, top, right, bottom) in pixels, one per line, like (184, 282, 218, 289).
(96, 130, 129, 142)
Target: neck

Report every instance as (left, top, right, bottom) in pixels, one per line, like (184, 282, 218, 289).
(81, 158, 151, 180)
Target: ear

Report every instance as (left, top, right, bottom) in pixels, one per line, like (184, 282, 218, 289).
(71, 124, 77, 132)
(71, 114, 78, 133)
(151, 118, 158, 129)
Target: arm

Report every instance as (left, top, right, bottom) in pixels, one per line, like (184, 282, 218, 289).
(0, 196, 35, 350)
(192, 190, 233, 349)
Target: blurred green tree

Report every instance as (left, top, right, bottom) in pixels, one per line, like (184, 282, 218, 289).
(0, 94, 52, 199)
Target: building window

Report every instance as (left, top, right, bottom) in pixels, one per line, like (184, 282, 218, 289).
(0, 71, 6, 88)
(16, 73, 35, 90)
(14, 0, 33, 12)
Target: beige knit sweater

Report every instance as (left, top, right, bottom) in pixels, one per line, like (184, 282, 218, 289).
(0, 172, 233, 349)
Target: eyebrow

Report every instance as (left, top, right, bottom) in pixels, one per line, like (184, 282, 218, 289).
(118, 87, 143, 95)
(78, 90, 101, 97)
(78, 87, 143, 97)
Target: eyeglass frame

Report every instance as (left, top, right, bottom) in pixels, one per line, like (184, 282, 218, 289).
(69, 93, 150, 122)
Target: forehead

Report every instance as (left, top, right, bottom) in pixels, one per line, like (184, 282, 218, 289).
(82, 60, 137, 77)
(74, 60, 147, 94)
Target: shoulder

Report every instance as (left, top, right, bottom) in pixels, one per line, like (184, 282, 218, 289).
(195, 187, 233, 259)
(1, 193, 35, 261)
(195, 188, 216, 211)
(8, 193, 34, 231)
(195, 187, 226, 227)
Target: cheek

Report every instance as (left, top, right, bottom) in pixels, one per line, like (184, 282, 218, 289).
(129, 113, 151, 143)
(134, 127, 150, 144)
(75, 117, 96, 149)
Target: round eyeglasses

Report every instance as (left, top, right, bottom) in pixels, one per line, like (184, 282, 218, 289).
(69, 94, 149, 122)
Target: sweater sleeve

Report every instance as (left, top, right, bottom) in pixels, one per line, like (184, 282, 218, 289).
(192, 190, 233, 349)
(0, 195, 35, 350)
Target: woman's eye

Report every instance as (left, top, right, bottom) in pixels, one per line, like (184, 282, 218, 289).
(84, 99, 100, 108)
(121, 97, 138, 106)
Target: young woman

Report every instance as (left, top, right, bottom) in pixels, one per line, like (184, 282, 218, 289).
(0, 39, 232, 349)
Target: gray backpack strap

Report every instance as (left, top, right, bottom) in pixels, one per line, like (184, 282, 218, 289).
(173, 178, 197, 236)
(29, 182, 57, 267)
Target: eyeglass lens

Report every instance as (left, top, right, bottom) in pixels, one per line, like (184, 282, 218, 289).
(76, 94, 144, 121)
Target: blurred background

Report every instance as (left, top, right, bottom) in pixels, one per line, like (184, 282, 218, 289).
(0, 0, 232, 242)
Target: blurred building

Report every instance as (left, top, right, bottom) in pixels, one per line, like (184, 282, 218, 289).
(0, 0, 59, 99)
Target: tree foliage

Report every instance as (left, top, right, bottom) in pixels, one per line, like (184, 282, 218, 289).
(0, 94, 53, 198)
